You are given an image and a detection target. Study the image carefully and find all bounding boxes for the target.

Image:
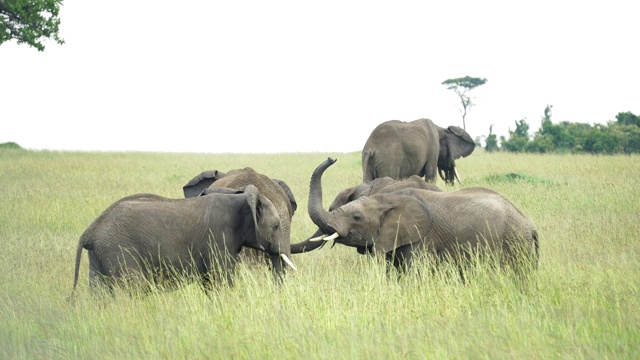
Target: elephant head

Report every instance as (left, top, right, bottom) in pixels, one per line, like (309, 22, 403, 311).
(437, 125, 475, 185)
(306, 158, 433, 263)
(183, 167, 297, 270)
(291, 174, 440, 254)
(199, 186, 296, 275)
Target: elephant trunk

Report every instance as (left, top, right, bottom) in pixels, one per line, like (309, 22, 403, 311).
(308, 158, 338, 235)
(438, 160, 461, 186)
(269, 253, 285, 283)
(290, 229, 329, 254)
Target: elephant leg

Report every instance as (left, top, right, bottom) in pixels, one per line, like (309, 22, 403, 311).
(89, 268, 115, 296)
(384, 245, 414, 281)
(88, 251, 116, 296)
(421, 161, 437, 183)
(500, 237, 538, 285)
(394, 245, 414, 273)
(384, 256, 400, 281)
(203, 252, 238, 290)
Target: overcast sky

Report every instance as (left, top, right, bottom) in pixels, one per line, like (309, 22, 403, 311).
(2, 1, 638, 153)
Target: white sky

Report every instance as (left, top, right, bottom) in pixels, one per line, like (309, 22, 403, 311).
(1, 1, 638, 153)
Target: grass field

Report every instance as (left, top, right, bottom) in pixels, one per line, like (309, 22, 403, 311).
(0, 148, 638, 359)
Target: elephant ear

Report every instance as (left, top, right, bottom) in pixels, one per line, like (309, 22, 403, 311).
(272, 178, 298, 215)
(329, 186, 360, 211)
(243, 185, 262, 239)
(373, 195, 432, 254)
(445, 126, 475, 160)
(183, 170, 227, 198)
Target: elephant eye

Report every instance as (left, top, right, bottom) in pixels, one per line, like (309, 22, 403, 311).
(273, 224, 279, 232)
(352, 213, 362, 222)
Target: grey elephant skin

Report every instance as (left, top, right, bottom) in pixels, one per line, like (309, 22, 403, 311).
(362, 118, 475, 185)
(291, 175, 441, 255)
(183, 167, 297, 267)
(308, 158, 539, 274)
(70, 185, 296, 296)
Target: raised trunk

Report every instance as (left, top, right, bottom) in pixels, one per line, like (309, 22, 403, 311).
(307, 158, 338, 234)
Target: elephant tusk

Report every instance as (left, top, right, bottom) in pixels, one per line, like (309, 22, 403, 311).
(454, 167, 462, 184)
(309, 234, 327, 242)
(323, 232, 340, 241)
(280, 254, 297, 271)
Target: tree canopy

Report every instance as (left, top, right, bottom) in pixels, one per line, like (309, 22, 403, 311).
(441, 76, 487, 130)
(0, 0, 64, 51)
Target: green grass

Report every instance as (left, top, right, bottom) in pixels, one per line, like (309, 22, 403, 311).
(1, 149, 638, 359)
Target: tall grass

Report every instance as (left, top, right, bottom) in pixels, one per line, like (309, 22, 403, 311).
(0, 149, 638, 359)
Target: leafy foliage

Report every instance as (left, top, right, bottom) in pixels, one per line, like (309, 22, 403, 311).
(616, 111, 640, 127)
(490, 106, 640, 154)
(484, 125, 498, 152)
(500, 119, 530, 153)
(0, 0, 64, 51)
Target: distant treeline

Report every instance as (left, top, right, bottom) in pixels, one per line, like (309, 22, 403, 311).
(482, 110, 640, 154)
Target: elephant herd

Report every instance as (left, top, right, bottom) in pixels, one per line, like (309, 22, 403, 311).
(70, 118, 539, 298)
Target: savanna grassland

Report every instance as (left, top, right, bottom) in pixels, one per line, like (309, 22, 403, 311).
(0, 149, 638, 359)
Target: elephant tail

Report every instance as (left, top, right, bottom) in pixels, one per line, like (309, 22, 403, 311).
(68, 239, 86, 302)
(362, 149, 375, 182)
(532, 228, 539, 269)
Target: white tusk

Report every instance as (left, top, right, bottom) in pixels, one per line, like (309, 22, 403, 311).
(454, 167, 462, 184)
(323, 232, 340, 241)
(439, 169, 446, 181)
(309, 234, 327, 242)
(280, 254, 297, 271)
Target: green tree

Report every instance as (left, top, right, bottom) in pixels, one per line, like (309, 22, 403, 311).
(534, 105, 580, 152)
(583, 125, 620, 154)
(608, 122, 640, 153)
(528, 105, 555, 153)
(615, 111, 640, 127)
(526, 134, 554, 153)
(501, 119, 530, 152)
(0, 0, 64, 51)
(484, 125, 498, 152)
(441, 76, 487, 130)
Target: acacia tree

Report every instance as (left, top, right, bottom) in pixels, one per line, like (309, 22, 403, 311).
(441, 76, 487, 129)
(0, 0, 64, 51)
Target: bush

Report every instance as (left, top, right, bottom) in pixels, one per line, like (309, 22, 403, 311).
(0, 142, 23, 149)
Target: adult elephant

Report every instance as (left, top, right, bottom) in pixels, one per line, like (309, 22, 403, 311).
(362, 118, 475, 185)
(308, 158, 538, 274)
(290, 175, 441, 254)
(70, 185, 297, 297)
(183, 167, 297, 268)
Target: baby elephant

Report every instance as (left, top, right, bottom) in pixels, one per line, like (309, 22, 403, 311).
(70, 185, 296, 297)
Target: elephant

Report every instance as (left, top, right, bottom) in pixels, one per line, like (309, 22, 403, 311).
(307, 158, 539, 275)
(290, 175, 441, 254)
(362, 118, 476, 185)
(183, 167, 297, 268)
(70, 185, 297, 297)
